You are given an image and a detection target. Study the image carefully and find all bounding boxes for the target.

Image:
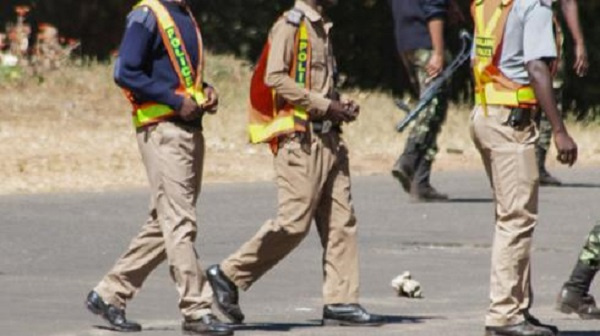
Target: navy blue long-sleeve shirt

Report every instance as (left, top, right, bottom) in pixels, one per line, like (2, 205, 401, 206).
(114, 1, 200, 112)
(388, 0, 448, 53)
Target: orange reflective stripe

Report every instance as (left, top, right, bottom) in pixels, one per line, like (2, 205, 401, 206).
(137, 0, 197, 93)
(187, 12, 204, 93)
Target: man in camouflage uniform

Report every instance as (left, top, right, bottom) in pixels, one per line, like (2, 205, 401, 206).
(556, 225, 600, 319)
(388, 0, 450, 202)
(536, 0, 588, 186)
(551, 0, 599, 322)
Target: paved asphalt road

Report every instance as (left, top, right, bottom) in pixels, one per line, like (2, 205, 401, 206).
(2, 168, 600, 336)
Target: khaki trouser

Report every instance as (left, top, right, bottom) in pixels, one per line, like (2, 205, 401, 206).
(94, 121, 212, 321)
(470, 105, 539, 327)
(221, 130, 360, 304)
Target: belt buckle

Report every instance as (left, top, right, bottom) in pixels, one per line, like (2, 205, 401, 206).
(321, 120, 332, 134)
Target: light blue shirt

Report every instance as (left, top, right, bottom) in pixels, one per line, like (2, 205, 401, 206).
(498, 0, 557, 84)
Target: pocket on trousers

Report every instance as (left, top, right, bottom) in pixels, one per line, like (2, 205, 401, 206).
(286, 147, 306, 168)
(280, 140, 309, 177)
(518, 145, 539, 186)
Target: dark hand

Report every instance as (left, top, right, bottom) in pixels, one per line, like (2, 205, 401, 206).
(201, 85, 219, 114)
(573, 43, 588, 77)
(326, 101, 356, 123)
(426, 52, 444, 79)
(554, 131, 578, 166)
(177, 97, 202, 121)
(343, 100, 360, 121)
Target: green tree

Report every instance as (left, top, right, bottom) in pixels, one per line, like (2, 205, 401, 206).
(0, 0, 598, 117)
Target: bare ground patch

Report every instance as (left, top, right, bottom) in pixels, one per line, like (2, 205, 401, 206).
(1, 57, 599, 195)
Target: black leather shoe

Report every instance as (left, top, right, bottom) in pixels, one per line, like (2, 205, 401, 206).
(410, 185, 449, 202)
(85, 290, 141, 332)
(182, 314, 233, 336)
(322, 304, 385, 326)
(523, 311, 559, 335)
(484, 320, 557, 336)
(391, 164, 413, 194)
(539, 170, 562, 186)
(205, 265, 244, 323)
(556, 286, 600, 319)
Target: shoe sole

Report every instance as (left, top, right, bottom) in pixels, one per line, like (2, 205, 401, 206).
(484, 329, 556, 336)
(85, 300, 141, 332)
(85, 300, 102, 316)
(557, 302, 600, 320)
(214, 302, 244, 325)
(391, 170, 411, 193)
(322, 319, 384, 327)
(205, 271, 245, 324)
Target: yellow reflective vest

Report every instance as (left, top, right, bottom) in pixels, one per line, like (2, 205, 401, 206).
(126, 0, 206, 128)
(247, 18, 310, 154)
(472, 0, 537, 108)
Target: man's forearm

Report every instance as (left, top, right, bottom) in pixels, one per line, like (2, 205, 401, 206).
(561, 0, 584, 45)
(526, 60, 566, 134)
(428, 18, 445, 56)
(265, 71, 330, 118)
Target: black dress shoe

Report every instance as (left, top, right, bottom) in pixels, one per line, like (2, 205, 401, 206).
(205, 265, 244, 323)
(539, 170, 562, 186)
(182, 314, 233, 336)
(85, 290, 141, 332)
(556, 286, 600, 319)
(410, 185, 449, 202)
(391, 163, 413, 194)
(523, 311, 559, 335)
(484, 320, 557, 336)
(322, 304, 385, 326)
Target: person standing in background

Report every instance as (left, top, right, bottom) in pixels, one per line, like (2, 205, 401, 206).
(388, 0, 451, 202)
(536, 0, 588, 186)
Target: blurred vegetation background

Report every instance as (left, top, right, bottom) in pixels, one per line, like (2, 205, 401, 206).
(0, 0, 599, 119)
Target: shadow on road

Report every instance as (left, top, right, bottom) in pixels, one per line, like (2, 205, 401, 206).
(446, 197, 493, 203)
(233, 315, 438, 332)
(381, 314, 441, 324)
(95, 325, 178, 332)
(561, 331, 600, 336)
(554, 183, 600, 189)
(234, 322, 321, 332)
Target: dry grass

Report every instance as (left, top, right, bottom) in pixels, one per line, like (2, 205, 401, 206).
(1, 54, 599, 195)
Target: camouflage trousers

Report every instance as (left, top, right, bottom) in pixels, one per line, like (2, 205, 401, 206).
(400, 49, 448, 162)
(578, 225, 600, 269)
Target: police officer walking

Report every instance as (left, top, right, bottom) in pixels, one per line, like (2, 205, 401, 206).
(388, 0, 450, 202)
(84, 0, 232, 335)
(470, 0, 578, 335)
(204, 0, 384, 327)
